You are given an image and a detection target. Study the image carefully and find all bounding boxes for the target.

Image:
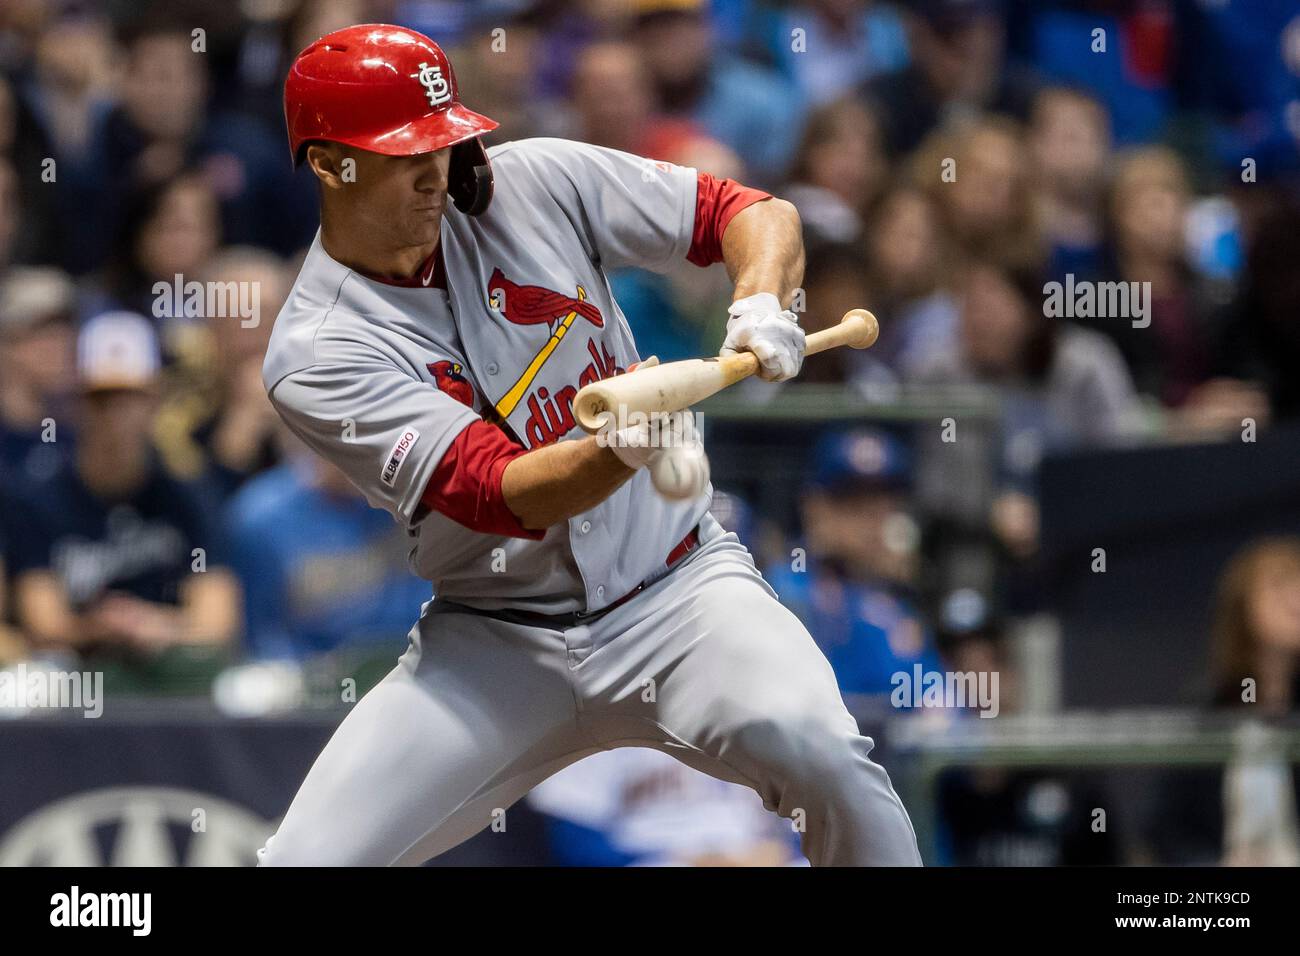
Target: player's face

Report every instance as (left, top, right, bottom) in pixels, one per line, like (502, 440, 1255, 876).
(318, 144, 453, 252)
(365, 147, 451, 247)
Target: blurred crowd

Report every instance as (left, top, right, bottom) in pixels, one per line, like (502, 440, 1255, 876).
(1, 0, 1299, 865)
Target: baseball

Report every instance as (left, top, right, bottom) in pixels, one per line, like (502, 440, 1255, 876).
(649, 443, 710, 500)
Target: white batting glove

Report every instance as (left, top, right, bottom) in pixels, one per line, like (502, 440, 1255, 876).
(720, 292, 805, 382)
(606, 418, 659, 471)
(605, 408, 696, 471)
(605, 410, 709, 499)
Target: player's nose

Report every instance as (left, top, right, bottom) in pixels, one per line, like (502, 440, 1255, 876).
(412, 148, 451, 194)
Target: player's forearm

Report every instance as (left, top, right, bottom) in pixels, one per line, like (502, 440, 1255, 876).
(502, 437, 635, 530)
(722, 198, 804, 308)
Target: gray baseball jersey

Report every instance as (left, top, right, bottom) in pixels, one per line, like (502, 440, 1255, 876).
(258, 137, 922, 867)
(263, 138, 706, 613)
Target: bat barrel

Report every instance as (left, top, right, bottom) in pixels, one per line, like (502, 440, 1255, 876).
(574, 387, 614, 433)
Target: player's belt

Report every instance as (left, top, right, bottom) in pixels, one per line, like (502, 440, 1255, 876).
(574, 524, 701, 623)
(434, 524, 701, 630)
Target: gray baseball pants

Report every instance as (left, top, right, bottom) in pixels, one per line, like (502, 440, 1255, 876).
(257, 520, 922, 866)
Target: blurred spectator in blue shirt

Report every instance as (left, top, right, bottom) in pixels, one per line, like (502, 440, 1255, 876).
(226, 446, 434, 662)
(631, 0, 804, 184)
(766, 428, 944, 708)
(769, 0, 909, 107)
(0, 267, 76, 487)
(11, 312, 240, 675)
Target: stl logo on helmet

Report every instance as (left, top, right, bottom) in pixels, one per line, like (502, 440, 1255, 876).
(410, 62, 451, 107)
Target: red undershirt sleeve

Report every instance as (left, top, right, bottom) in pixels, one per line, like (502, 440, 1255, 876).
(420, 420, 545, 539)
(686, 172, 772, 267)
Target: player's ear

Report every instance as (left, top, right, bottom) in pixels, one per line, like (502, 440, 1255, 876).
(305, 142, 351, 190)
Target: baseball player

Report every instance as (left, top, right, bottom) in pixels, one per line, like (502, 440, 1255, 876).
(257, 23, 920, 866)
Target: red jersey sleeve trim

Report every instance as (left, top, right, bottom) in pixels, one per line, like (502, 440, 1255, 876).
(421, 420, 545, 539)
(687, 172, 772, 267)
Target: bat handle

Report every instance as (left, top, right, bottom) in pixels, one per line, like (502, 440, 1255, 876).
(804, 309, 879, 356)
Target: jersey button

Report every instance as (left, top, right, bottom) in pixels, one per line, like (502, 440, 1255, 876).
(486, 362, 499, 375)
(596, 585, 606, 600)
(580, 520, 591, 534)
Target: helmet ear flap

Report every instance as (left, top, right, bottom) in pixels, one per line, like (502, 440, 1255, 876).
(449, 139, 494, 216)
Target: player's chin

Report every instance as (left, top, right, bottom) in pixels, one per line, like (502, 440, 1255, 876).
(401, 209, 443, 245)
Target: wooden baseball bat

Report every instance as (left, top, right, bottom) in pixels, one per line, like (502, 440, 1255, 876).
(573, 308, 879, 434)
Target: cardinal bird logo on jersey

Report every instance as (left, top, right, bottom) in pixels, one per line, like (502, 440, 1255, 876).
(484, 267, 622, 443)
(486, 267, 604, 330)
(427, 360, 475, 408)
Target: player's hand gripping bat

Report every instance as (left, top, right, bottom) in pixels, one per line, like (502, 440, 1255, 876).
(572, 309, 879, 433)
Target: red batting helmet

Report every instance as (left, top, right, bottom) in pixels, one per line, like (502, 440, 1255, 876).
(285, 23, 499, 215)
